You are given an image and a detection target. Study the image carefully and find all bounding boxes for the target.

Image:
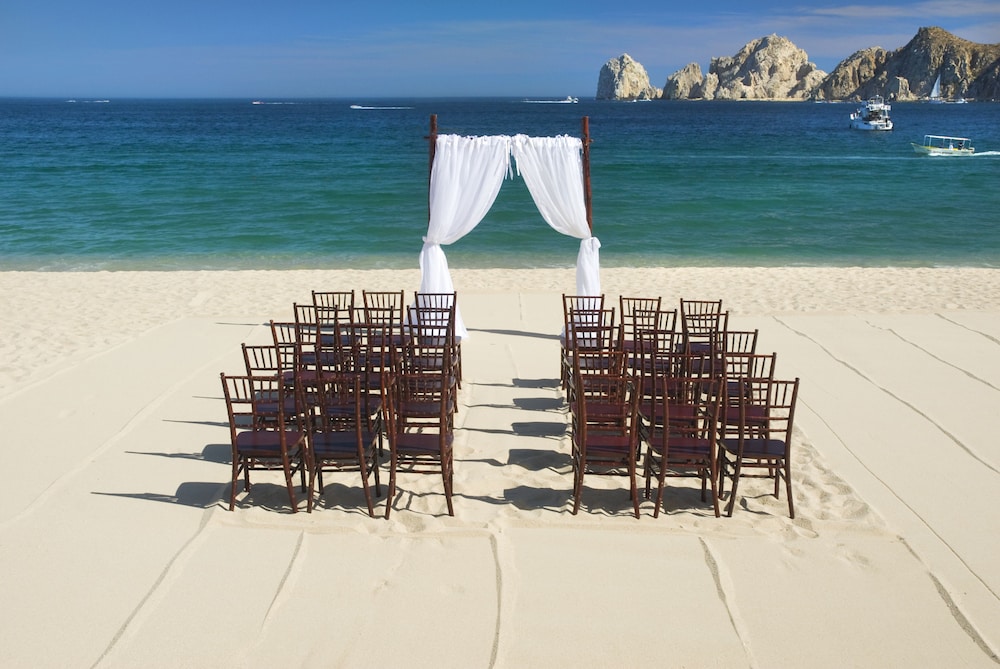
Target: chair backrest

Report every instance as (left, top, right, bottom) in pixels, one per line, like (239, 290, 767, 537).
(407, 304, 455, 343)
(220, 372, 299, 435)
(293, 302, 319, 336)
(414, 291, 456, 311)
(724, 352, 776, 388)
(312, 290, 355, 321)
(730, 377, 799, 449)
(566, 307, 617, 352)
(562, 294, 604, 335)
(269, 320, 299, 372)
(363, 290, 405, 326)
(725, 329, 759, 355)
(679, 298, 724, 319)
(619, 296, 662, 337)
(572, 372, 639, 440)
(680, 299, 726, 339)
(242, 343, 280, 378)
(654, 374, 722, 441)
(383, 372, 452, 433)
(310, 371, 365, 434)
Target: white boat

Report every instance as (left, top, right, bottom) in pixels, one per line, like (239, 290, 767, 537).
(849, 95, 893, 131)
(911, 134, 975, 156)
(929, 74, 943, 104)
(523, 96, 578, 104)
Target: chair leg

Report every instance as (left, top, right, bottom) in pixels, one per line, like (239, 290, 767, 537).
(725, 461, 741, 517)
(229, 459, 241, 511)
(443, 458, 455, 517)
(359, 463, 375, 518)
(629, 459, 640, 519)
(281, 455, 298, 514)
(654, 454, 668, 519)
(643, 448, 653, 500)
(708, 462, 721, 518)
(384, 453, 397, 519)
(571, 462, 583, 515)
(783, 464, 795, 519)
(305, 456, 318, 513)
(372, 451, 382, 498)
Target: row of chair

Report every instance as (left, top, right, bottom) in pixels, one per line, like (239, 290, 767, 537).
(564, 295, 801, 519)
(221, 289, 460, 517)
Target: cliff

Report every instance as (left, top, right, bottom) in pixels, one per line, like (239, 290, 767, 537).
(662, 34, 826, 100)
(602, 26, 1000, 102)
(595, 54, 662, 100)
(816, 27, 1000, 101)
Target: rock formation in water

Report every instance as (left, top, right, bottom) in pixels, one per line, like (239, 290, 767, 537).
(602, 26, 1000, 102)
(815, 27, 1000, 101)
(662, 34, 826, 100)
(595, 54, 662, 100)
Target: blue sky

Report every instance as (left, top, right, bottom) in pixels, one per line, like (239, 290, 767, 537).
(2, 1, 998, 98)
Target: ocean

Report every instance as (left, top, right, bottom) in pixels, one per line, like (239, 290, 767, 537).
(2, 97, 999, 271)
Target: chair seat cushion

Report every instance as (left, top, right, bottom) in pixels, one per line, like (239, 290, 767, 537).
(721, 437, 787, 458)
(236, 430, 304, 457)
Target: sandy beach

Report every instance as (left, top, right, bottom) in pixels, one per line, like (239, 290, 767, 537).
(1, 266, 999, 668)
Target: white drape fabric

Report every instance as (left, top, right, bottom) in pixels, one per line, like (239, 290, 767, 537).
(420, 134, 511, 338)
(419, 131, 602, 337)
(511, 134, 601, 296)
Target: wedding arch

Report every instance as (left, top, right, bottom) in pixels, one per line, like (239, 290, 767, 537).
(417, 115, 601, 337)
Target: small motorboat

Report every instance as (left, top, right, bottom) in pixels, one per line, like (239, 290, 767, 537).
(911, 135, 975, 156)
(850, 95, 893, 131)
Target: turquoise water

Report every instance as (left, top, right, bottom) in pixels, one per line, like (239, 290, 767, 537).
(2, 97, 999, 270)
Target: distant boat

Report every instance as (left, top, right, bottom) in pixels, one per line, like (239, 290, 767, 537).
(849, 95, 893, 131)
(523, 96, 579, 104)
(911, 134, 975, 156)
(929, 74, 944, 104)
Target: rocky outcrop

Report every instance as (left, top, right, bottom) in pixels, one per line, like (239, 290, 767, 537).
(662, 62, 704, 99)
(595, 54, 662, 100)
(603, 26, 1000, 102)
(816, 27, 1000, 100)
(663, 34, 826, 100)
(813, 47, 892, 100)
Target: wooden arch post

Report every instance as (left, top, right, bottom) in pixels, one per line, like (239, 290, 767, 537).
(582, 116, 593, 232)
(427, 114, 438, 223)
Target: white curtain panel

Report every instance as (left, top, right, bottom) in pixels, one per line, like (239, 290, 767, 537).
(510, 134, 601, 296)
(420, 134, 511, 338)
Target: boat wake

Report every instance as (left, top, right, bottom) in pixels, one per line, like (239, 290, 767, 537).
(350, 104, 414, 110)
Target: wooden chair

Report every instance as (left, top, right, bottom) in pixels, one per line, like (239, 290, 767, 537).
(725, 329, 759, 355)
(568, 349, 631, 434)
(398, 313, 459, 420)
(721, 352, 777, 429)
(220, 373, 307, 513)
(413, 292, 462, 386)
(643, 375, 723, 517)
(561, 306, 617, 396)
(241, 343, 299, 422)
(363, 290, 406, 341)
(304, 371, 381, 516)
(618, 296, 662, 354)
(242, 343, 295, 385)
(719, 377, 800, 518)
(570, 371, 642, 518)
(312, 290, 356, 322)
(679, 298, 728, 357)
(381, 372, 455, 518)
(560, 294, 605, 388)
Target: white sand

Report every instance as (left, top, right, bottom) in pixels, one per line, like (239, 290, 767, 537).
(1, 267, 999, 667)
